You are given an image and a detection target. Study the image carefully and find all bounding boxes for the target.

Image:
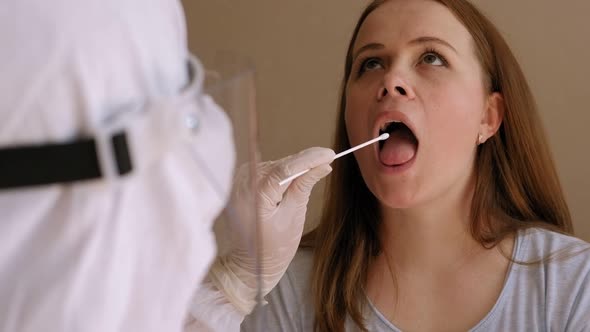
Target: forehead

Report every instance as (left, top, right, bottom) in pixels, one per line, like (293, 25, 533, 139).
(354, 0, 474, 54)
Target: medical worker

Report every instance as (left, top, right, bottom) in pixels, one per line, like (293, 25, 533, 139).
(0, 0, 333, 331)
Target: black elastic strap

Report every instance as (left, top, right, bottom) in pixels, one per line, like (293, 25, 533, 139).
(0, 132, 132, 189)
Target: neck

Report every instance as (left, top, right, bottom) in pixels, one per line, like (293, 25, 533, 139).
(379, 175, 481, 273)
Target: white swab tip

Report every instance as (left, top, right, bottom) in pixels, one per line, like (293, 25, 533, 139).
(379, 133, 390, 140)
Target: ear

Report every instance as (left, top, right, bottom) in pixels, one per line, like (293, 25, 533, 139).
(478, 92, 504, 144)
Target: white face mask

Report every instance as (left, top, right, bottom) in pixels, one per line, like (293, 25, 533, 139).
(102, 54, 236, 209)
(109, 55, 238, 296)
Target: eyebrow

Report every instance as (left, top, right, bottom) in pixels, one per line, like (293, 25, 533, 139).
(352, 36, 457, 62)
(409, 36, 457, 53)
(352, 43, 385, 63)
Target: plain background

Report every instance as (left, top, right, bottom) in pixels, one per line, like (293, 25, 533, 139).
(184, 0, 590, 242)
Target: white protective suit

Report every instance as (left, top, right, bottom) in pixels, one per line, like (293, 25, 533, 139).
(0, 0, 235, 331)
(0, 0, 336, 331)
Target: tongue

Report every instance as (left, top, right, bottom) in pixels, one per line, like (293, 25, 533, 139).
(379, 128, 417, 166)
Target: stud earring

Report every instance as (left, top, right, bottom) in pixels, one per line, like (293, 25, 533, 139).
(478, 133, 483, 144)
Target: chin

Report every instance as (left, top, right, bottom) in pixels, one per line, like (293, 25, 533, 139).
(373, 186, 422, 210)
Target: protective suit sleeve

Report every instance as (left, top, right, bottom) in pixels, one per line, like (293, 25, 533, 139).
(184, 279, 243, 332)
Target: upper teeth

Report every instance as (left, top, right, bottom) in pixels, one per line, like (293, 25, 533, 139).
(380, 120, 401, 131)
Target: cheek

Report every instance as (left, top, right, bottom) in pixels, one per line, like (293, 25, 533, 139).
(424, 81, 484, 157)
(344, 89, 370, 144)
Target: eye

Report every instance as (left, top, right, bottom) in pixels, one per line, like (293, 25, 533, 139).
(420, 51, 446, 66)
(359, 57, 383, 74)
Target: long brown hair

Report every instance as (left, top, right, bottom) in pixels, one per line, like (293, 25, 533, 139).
(302, 0, 573, 331)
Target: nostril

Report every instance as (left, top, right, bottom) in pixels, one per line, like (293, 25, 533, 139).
(395, 86, 407, 96)
(380, 87, 389, 98)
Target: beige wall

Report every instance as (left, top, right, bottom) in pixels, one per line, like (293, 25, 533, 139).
(184, 0, 590, 242)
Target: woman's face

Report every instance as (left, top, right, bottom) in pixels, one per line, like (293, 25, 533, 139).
(345, 0, 492, 209)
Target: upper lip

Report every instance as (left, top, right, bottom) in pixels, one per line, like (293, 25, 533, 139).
(373, 110, 419, 143)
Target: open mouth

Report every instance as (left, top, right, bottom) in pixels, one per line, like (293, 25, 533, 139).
(378, 121, 419, 167)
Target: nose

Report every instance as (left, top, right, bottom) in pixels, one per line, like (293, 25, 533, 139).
(377, 71, 416, 101)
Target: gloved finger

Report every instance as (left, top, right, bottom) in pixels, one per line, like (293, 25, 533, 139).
(284, 165, 332, 198)
(259, 147, 335, 206)
(281, 147, 335, 177)
(282, 164, 332, 209)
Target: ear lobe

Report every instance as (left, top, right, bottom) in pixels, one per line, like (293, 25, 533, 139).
(480, 92, 504, 140)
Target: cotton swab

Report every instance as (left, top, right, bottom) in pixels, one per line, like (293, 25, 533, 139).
(278, 133, 390, 186)
(333, 133, 390, 159)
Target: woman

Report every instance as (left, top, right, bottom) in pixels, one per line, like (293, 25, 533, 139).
(241, 0, 590, 331)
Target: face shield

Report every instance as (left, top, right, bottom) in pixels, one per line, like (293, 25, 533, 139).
(0, 48, 265, 298)
(0, 50, 261, 226)
(201, 51, 266, 311)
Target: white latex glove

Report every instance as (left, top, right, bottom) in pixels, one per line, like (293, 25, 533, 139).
(208, 147, 335, 315)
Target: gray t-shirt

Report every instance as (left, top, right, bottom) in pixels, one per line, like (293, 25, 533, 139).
(242, 228, 590, 331)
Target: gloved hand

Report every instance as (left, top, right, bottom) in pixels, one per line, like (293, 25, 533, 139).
(207, 147, 335, 315)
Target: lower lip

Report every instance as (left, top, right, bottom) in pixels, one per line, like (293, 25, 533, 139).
(376, 150, 418, 174)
